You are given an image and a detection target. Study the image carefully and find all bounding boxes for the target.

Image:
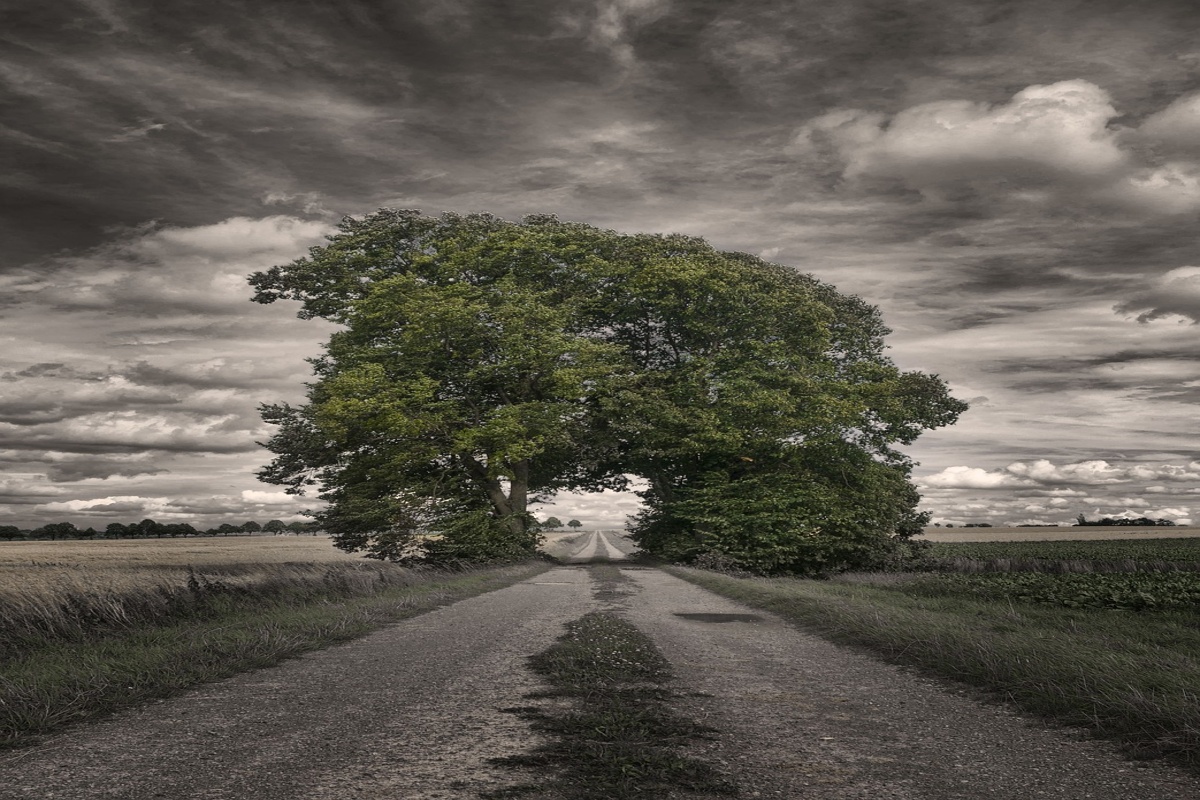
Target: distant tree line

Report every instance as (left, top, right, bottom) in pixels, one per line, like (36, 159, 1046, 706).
(0, 519, 324, 541)
(1074, 514, 1176, 528)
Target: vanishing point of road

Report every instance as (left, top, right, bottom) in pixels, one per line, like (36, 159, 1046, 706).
(1, 531, 1196, 799)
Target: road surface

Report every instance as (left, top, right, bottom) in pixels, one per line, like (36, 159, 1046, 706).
(2, 559, 1197, 799)
(552, 529, 636, 563)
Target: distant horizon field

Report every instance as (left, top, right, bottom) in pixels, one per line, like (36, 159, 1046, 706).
(920, 526, 1200, 542)
(0, 535, 359, 571)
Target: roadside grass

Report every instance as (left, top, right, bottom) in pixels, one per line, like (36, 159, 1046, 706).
(489, 610, 737, 799)
(1, 560, 548, 749)
(667, 566, 1200, 773)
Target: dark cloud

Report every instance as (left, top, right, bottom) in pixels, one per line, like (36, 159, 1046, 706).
(6, 0, 1200, 527)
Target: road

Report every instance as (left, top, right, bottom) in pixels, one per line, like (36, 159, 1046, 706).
(2, 555, 1197, 799)
(552, 529, 635, 563)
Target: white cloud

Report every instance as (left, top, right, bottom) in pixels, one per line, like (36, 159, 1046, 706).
(1005, 459, 1128, 485)
(797, 80, 1126, 188)
(918, 465, 1029, 489)
(241, 489, 305, 506)
(4, 410, 259, 454)
(1139, 91, 1200, 156)
(795, 80, 1200, 215)
(917, 457, 1200, 525)
(146, 215, 328, 258)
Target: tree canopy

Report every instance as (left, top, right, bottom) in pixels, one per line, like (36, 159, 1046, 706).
(249, 210, 966, 573)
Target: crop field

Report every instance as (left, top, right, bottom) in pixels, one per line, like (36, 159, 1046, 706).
(0, 536, 369, 642)
(908, 536, 1200, 610)
(925, 536, 1200, 562)
(919, 525, 1200, 542)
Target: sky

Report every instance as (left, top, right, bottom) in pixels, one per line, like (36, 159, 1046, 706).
(4, 0, 1200, 531)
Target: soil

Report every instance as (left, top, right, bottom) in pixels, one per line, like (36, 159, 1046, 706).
(2, 533, 1197, 799)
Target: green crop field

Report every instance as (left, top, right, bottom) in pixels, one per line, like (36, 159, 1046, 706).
(926, 537, 1200, 563)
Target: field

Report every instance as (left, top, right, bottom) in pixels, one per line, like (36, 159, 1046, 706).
(0, 535, 359, 602)
(0, 535, 547, 748)
(919, 525, 1200, 542)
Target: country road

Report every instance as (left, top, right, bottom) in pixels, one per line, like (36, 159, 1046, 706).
(2, 551, 1197, 798)
(547, 529, 635, 563)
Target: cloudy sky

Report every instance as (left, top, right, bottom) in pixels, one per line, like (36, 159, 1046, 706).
(5, 0, 1200, 531)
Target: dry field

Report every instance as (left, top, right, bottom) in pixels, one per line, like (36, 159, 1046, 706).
(0, 535, 360, 605)
(919, 526, 1200, 543)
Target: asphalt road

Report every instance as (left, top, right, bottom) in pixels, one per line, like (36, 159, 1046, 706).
(3, 555, 1198, 799)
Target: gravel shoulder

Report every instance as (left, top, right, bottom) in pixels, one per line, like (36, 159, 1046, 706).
(617, 567, 1200, 799)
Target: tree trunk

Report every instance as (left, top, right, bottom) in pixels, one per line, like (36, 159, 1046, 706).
(461, 454, 532, 537)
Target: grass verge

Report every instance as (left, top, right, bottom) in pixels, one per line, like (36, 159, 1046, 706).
(488, 610, 737, 799)
(1, 560, 548, 749)
(667, 566, 1200, 774)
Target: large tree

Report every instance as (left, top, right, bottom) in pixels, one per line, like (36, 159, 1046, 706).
(250, 210, 966, 571)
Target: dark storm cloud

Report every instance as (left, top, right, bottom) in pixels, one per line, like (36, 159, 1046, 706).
(6, 0, 1200, 527)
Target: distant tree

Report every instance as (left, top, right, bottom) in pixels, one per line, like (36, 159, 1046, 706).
(568, 519, 582, 530)
(1157, 518, 1177, 526)
(543, 517, 564, 531)
(0, 525, 22, 540)
(32, 522, 78, 540)
(286, 521, 307, 533)
(134, 518, 164, 538)
(105, 522, 129, 539)
(160, 523, 197, 537)
(241, 521, 262, 533)
(216, 523, 241, 536)
(263, 519, 287, 533)
(79, 527, 98, 539)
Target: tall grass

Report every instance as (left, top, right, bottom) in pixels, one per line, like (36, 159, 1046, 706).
(1, 561, 426, 662)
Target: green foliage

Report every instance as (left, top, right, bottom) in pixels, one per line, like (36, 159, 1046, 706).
(645, 440, 930, 575)
(250, 210, 965, 571)
(423, 510, 542, 566)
